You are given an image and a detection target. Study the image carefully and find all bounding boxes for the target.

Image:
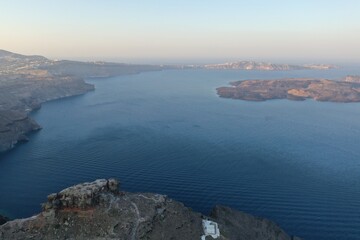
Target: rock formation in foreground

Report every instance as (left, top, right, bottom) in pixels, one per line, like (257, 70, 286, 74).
(217, 77, 360, 102)
(0, 179, 302, 240)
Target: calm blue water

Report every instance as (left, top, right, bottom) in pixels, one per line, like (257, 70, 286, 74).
(1, 69, 360, 239)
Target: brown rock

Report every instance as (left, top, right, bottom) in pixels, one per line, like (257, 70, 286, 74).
(0, 179, 302, 240)
(217, 77, 360, 103)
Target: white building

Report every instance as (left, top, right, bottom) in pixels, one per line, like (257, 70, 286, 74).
(201, 219, 220, 240)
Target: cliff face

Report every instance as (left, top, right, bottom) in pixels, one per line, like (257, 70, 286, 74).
(0, 74, 94, 152)
(0, 50, 95, 152)
(210, 206, 300, 240)
(0, 215, 8, 226)
(0, 110, 41, 152)
(0, 50, 163, 152)
(0, 179, 302, 240)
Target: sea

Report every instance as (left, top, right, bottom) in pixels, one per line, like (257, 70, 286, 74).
(1, 68, 360, 240)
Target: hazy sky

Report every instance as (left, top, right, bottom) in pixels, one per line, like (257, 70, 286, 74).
(1, 0, 360, 63)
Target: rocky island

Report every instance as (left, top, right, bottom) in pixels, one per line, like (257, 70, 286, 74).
(217, 76, 360, 102)
(0, 179, 302, 240)
(0, 50, 163, 152)
(203, 61, 337, 71)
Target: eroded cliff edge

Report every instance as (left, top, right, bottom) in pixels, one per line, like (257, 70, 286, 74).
(0, 179, 302, 240)
(0, 50, 162, 152)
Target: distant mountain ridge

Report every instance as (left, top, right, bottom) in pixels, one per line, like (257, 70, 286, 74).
(203, 61, 338, 70)
(0, 49, 26, 57)
(0, 49, 163, 77)
(0, 49, 47, 61)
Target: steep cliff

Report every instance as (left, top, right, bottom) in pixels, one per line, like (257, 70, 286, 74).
(0, 110, 41, 152)
(0, 74, 94, 152)
(0, 50, 162, 152)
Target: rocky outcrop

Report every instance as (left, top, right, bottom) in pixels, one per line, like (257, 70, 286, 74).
(0, 75, 94, 152)
(0, 179, 203, 240)
(42, 179, 119, 211)
(0, 110, 41, 152)
(217, 77, 360, 102)
(0, 215, 8, 226)
(0, 179, 302, 240)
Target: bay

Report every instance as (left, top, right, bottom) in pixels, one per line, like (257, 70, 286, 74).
(1, 68, 360, 239)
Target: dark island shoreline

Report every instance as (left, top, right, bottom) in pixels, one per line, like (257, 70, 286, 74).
(217, 76, 360, 103)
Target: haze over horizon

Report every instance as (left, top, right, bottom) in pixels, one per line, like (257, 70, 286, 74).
(1, 0, 360, 64)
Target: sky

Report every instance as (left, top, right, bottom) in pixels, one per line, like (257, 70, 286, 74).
(1, 0, 360, 63)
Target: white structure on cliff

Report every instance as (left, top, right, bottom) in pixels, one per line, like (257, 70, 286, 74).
(201, 219, 220, 240)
